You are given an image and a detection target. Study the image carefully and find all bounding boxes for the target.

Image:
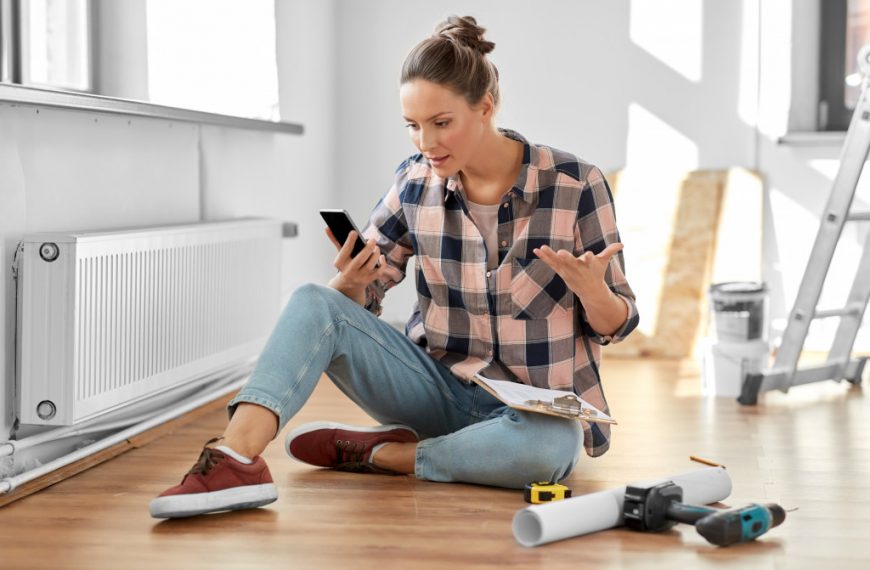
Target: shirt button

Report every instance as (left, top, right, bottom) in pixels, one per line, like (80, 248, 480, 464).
(500, 240, 508, 247)
(486, 271, 492, 278)
(502, 203, 509, 208)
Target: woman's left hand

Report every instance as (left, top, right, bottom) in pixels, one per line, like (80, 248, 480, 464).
(532, 243, 624, 297)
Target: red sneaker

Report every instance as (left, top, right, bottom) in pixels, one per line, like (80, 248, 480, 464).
(149, 438, 278, 519)
(285, 422, 419, 474)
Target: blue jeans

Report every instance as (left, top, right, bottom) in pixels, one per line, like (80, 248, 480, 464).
(228, 283, 582, 489)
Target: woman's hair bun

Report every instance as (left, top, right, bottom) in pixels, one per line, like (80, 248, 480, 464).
(434, 15, 495, 55)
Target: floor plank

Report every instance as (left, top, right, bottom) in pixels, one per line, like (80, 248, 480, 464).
(1, 357, 869, 569)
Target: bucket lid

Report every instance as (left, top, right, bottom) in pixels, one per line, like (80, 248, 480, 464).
(709, 281, 767, 295)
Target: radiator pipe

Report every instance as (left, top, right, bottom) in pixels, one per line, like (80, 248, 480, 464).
(0, 376, 236, 459)
(0, 410, 155, 458)
(0, 363, 252, 458)
(0, 375, 248, 496)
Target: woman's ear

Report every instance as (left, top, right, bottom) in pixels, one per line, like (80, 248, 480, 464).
(479, 93, 495, 122)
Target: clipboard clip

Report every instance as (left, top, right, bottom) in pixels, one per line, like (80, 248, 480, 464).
(524, 394, 590, 418)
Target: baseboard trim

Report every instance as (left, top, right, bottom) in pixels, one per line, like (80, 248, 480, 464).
(0, 393, 234, 508)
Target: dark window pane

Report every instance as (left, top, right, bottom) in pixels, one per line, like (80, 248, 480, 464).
(845, 0, 870, 109)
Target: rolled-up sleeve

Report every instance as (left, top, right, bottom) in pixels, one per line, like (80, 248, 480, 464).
(574, 166, 639, 345)
(362, 162, 415, 316)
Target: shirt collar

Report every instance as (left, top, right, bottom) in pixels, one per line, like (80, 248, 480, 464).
(443, 128, 536, 204)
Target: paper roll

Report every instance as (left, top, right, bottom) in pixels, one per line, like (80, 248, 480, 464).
(512, 467, 732, 547)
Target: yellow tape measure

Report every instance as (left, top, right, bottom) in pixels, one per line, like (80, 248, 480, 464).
(524, 481, 572, 504)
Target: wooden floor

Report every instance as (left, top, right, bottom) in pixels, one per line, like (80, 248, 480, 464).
(1, 357, 869, 569)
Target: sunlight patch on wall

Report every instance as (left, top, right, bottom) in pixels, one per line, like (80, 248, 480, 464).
(618, 104, 699, 338)
(626, 102, 699, 171)
(146, 0, 280, 120)
(757, 0, 792, 138)
(629, 0, 702, 82)
(807, 158, 840, 181)
(769, 186, 817, 306)
(809, 158, 870, 206)
(738, 0, 760, 126)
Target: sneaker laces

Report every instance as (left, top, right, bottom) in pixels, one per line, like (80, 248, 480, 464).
(333, 439, 401, 475)
(187, 437, 225, 477)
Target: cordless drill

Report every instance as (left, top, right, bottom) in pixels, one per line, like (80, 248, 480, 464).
(622, 481, 786, 547)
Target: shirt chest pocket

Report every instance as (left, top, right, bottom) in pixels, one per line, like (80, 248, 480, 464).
(510, 258, 574, 320)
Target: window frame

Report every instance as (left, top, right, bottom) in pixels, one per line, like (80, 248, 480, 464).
(820, 0, 854, 131)
(0, 0, 22, 83)
(1, 0, 95, 92)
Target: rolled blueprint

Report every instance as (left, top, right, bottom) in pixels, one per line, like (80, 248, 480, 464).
(512, 466, 732, 547)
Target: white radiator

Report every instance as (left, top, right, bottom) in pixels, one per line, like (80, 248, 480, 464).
(15, 219, 283, 426)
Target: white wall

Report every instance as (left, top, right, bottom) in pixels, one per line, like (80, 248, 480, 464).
(331, 0, 870, 351)
(333, 0, 759, 325)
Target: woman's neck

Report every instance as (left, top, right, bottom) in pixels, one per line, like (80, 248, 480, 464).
(460, 129, 523, 205)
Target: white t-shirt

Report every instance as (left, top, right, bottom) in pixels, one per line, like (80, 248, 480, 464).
(465, 198, 501, 270)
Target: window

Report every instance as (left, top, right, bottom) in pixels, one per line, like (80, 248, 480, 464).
(820, 0, 870, 130)
(1, 0, 279, 120)
(18, 0, 92, 92)
(145, 0, 280, 120)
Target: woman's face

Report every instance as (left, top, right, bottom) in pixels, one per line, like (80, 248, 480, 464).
(400, 79, 490, 177)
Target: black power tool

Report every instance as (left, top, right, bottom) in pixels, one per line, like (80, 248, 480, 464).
(622, 481, 786, 547)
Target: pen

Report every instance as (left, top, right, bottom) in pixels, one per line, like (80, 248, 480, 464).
(689, 455, 725, 468)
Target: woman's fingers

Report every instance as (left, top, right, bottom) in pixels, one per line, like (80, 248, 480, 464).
(332, 230, 357, 270)
(597, 242, 624, 261)
(325, 227, 341, 250)
(342, 237, 381, 281)
(533, 246, 567, 276)
(349, 239, 379, 270)
(362, 246, 382, 273)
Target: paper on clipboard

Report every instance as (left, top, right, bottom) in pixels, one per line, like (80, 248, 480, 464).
(472, 374, 616, 425)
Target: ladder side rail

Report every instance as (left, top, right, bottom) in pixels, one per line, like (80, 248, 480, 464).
(770, 82, 870, 387)
(827, 227, 870, 369)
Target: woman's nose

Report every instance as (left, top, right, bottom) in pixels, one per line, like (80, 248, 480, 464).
(419, 128, 437, 151)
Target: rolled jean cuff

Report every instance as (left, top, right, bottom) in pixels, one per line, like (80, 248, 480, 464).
(227, 388, 286, 429)
(413, 438, 433, 481)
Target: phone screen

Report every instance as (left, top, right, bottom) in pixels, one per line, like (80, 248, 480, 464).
(319, 209, 369, 259)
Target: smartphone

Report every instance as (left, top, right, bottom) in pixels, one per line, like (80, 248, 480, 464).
(319, 208, 373, 261)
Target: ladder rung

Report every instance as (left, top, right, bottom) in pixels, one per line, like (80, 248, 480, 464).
(847, 211, 870, 221)
(813, 305, 863, 319)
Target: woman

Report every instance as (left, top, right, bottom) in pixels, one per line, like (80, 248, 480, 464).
(150, 15, 638, 519)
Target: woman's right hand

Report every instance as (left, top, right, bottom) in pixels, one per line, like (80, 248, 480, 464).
(325, 227, 386, 305)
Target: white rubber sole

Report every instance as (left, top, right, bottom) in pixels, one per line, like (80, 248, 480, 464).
(149, 483, 278, 519)
(284, 421, 419, 464)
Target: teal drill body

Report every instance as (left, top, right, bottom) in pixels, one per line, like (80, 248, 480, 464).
(623, 482, 786, 547)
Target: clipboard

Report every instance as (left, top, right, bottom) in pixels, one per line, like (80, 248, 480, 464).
(472, 374, 617, 425)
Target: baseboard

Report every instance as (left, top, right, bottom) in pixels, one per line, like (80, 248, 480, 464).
(0, 393, 234, 508)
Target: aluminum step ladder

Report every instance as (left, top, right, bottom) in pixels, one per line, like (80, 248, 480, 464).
(739, 46, 870, 405)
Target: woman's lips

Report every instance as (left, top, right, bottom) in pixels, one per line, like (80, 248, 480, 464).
(427, 155, 449, 167)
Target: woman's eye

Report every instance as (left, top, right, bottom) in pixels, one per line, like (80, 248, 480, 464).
(405, 123, 419, 130)
(435, 121, 450, 128)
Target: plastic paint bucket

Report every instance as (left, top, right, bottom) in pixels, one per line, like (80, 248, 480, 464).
(709, 282, 768, 343)
(702, 339, 769, 398)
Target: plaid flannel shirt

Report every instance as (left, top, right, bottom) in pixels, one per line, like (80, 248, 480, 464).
(362, 129, 639, 457)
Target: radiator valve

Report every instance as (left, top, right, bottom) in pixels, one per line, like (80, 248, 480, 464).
(36, 400, 56, 420)
(39, 243, 59, 262)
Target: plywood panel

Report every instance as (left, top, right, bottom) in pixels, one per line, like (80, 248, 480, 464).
(607, 168, 763, 358)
